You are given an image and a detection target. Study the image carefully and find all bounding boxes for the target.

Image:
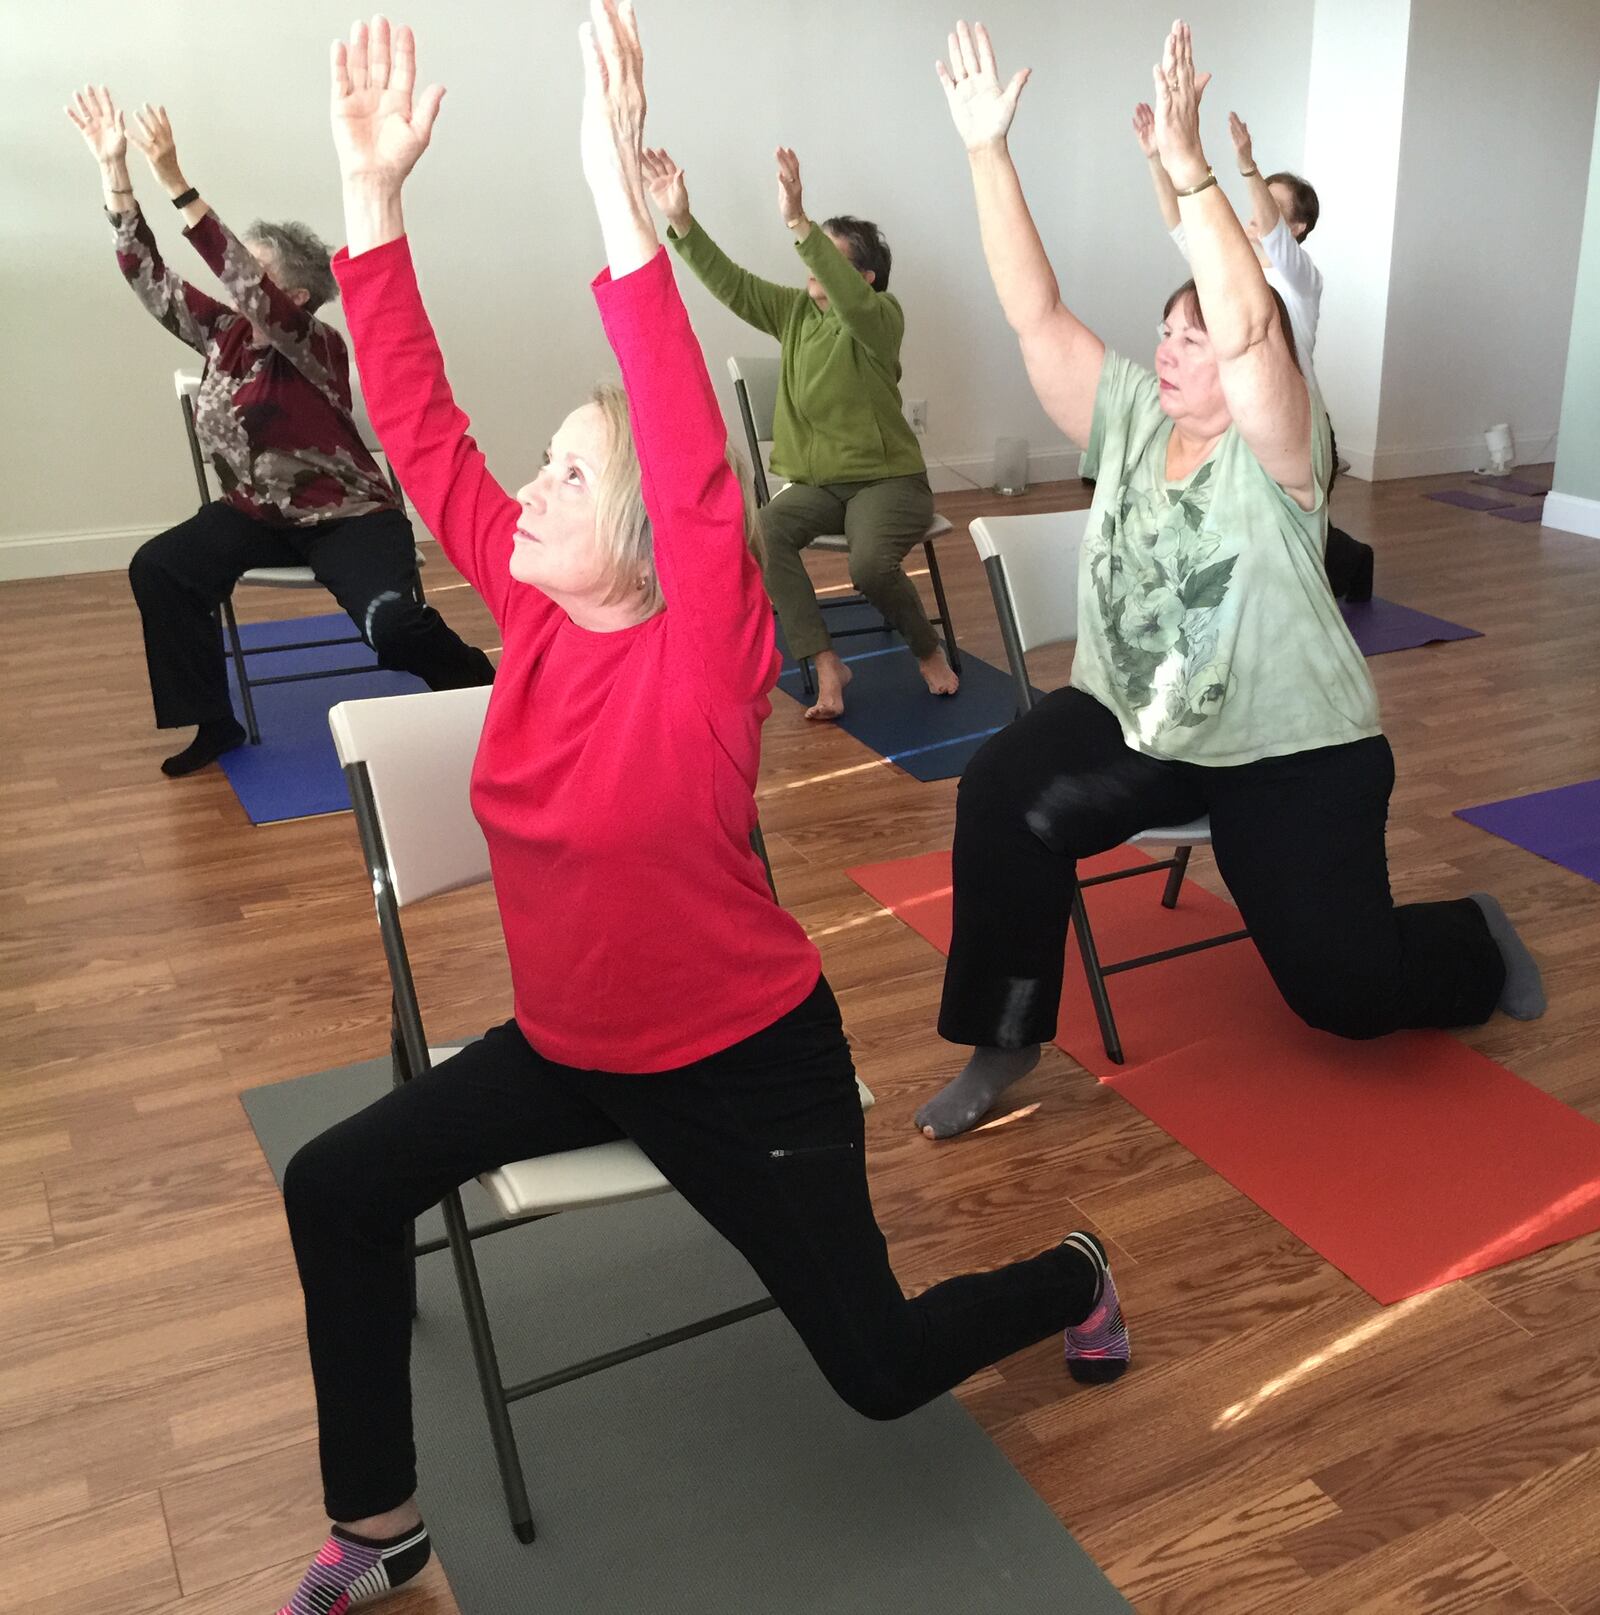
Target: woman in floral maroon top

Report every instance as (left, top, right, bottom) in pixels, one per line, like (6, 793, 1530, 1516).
(67, 86, 495, 776)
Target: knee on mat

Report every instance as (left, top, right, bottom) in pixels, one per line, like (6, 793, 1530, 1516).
(1279, 972, 1395, 1042)
(832, 1374, 919, 1423)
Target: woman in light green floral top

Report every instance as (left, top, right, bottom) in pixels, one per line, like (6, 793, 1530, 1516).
(915, 19, 1544, 1141)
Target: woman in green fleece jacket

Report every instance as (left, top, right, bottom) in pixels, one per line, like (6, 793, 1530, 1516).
(643, 144, 958, 721)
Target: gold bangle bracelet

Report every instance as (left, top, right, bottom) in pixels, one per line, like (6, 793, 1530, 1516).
(1174, 169, 1217, 198)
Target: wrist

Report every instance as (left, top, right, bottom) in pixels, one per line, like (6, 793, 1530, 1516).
(668, 211, 692, 237)
(966, 135, 1009, 162)
(1239, 163, 1259, 178)
(1163, 153, 1211, 191)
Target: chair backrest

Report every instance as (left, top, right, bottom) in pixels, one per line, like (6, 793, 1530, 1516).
(726, 354, 781, 506)
(174, 370, 213, 504)
(329, 686, 494, 906)
(970, 509, 1092, 711)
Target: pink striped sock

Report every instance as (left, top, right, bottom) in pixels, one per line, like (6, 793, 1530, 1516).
(1060, 1230, 1130, 1385)
(276, 1521, 430, 1614)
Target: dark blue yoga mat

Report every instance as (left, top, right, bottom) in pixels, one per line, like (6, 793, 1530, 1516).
(218, 612, 423, 824)
(1456, 779, 1600, 886)
(1339, 596, 1482, 657)
(775, 602, 1033, 783)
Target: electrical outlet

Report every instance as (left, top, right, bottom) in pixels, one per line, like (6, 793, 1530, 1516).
(907, 398, 928, 434)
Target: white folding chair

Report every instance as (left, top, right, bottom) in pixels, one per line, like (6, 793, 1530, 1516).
(328, 686, 871, 1541)
(971, 511, 1250, 1065)
(727, 354, 961, 698)
(175, 370, 425, 744)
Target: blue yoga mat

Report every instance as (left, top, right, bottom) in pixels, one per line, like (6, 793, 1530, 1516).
(218, 612, 423, 824)
(775, 602, 1033, 783)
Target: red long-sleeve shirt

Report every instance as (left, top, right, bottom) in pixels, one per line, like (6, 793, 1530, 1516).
(334, 238, 821, 1072)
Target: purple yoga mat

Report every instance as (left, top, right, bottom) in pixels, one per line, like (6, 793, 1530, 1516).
(1456, 780, 1600, 885)
(1425, 489, 1520, 512)
(1472, 475, 1550, 497)
(1340, 596, 1482, 657)
(1489, 501, 1546, 524)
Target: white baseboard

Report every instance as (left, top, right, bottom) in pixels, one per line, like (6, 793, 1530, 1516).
(1542, 490, 1600, 540)
(1366, 431, 1560, 482)
(922, 446, 1084, 496)
(0, 524, 160, 582)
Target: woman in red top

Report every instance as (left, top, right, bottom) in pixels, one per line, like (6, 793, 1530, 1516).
(276, 10, 1127, 1609)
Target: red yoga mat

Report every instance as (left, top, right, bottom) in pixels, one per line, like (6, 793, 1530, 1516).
(849, 848, 1600, 1303)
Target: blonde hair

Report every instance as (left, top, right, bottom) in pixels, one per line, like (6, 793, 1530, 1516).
(589, 382, 761, 615)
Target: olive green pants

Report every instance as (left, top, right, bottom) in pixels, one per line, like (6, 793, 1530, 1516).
(758, 473, 938, 661)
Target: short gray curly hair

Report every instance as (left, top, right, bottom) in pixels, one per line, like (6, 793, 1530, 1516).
(246, 220, 338, 312)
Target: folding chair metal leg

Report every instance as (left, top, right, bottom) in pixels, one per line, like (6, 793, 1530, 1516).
(389, 1007, 421, 1321)
(1070, 886, 1125, 1065)
(1161, 844, 1192, 910)
(923, 540, 961, 674)
(800, 656, 816, 699)
(219, 596, 261, 745)
(441, 1185, 537, 1542)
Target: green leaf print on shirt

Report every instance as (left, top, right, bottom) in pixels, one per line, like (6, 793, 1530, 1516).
(1087, 450, 1239, 745)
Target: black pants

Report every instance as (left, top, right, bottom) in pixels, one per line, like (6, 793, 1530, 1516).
(128, 501, 495, 728)
(939, 688, 1504, 1049)
(1324, 421, 1375, 601)
(284, 978, 1095, 1521)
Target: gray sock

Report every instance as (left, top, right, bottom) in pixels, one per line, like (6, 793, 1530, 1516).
(915, 1045, 1042, 1140)
(1469, 892, 1546, 1021)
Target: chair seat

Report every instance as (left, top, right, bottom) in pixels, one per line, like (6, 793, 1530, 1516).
(1130, 816, 1213, 846)
(239, 547, 427, 590)
(810, 514, 954, 554)
(422, 1050, 877, 1222)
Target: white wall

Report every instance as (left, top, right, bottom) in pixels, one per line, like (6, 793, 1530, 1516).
(1302, 0, 1412, 481)
(1547, 80, 1600, 539)
(1, 0, 1312, 578)
(1376, 0, 1600, 479)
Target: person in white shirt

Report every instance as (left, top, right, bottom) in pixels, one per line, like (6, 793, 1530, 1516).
(1134, 103, 1374, 601)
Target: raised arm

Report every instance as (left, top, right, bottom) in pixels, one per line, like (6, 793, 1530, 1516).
(123, 104, 346, 397)
(65, 85, 228, 352)
(1228, 112, 1282, 239)
(938, 22, 1103, 448)
(328, 16, 518, 621)
(585, 0, 771, 701)
(644, 148, 803, 339)
(1151, 22, 1312, 507)
(1134, 102, 1182, 233)
(777, 149, 903, 363)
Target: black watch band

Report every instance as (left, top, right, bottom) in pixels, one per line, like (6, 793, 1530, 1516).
(171, 186, 200, 209)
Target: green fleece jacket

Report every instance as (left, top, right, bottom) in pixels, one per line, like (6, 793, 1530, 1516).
(668, 218, 926, 487)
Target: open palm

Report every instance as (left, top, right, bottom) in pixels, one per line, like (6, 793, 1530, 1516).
(642, 147, 687, 220)
(937, 22, 1029, 152)
(65, 85, 126, 163)
(330, 16, 444, 185)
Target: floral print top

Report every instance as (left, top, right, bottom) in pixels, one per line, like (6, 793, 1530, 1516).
(1071, 351, 1379, 765)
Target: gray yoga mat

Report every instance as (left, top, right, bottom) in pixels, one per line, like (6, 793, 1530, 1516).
(242, 1058, 1131, 1614)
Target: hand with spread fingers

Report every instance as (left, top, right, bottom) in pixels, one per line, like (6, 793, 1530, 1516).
(641, 146, 690, 235)
(935, 20, 1030, 153)
(126, 102, 183, 187)
(65, 84, 127, 164)
(330, 14, 445, 191)
(1150, 17, 1212, 191)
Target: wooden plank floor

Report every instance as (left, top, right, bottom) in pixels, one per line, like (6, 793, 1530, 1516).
(3, 466, 1599, 1614)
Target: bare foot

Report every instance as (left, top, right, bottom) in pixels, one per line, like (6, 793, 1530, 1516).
(919, 648, 960, 697)
(804, 652, 852, 721)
